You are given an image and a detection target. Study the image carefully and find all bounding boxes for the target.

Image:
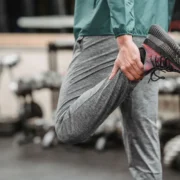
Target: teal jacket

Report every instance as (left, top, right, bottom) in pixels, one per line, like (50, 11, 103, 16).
(74, 0, 176, 40)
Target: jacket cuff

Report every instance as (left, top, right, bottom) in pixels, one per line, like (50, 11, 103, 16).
(113, 27, 134, 38)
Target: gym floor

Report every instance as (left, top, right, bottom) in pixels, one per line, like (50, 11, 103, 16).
(1, 137, 180, 180)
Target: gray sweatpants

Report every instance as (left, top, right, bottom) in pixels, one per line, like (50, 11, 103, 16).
(55, 36, 162, 180)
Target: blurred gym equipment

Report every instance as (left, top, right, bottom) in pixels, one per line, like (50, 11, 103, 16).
(0, 54, 64, 147)
(11, 71, 62, 145)
(164, 135, 180, 171)
(0, 54, 21, 135)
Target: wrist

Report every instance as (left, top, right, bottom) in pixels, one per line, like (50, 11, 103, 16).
(117, 35, 133, 46)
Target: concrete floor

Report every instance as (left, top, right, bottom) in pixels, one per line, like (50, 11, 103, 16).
(0, 137, 180, 180)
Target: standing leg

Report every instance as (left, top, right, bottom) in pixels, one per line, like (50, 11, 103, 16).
(120, 71, 162, 180)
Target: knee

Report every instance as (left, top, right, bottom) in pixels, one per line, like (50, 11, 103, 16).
(55, 119, 87, 145)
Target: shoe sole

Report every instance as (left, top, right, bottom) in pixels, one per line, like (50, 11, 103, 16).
(144, 24, 180, 67)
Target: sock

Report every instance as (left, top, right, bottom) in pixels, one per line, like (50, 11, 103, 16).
(139, 47, 146, 64)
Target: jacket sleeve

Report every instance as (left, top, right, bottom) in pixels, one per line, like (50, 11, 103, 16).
(107, 0, 135, 37)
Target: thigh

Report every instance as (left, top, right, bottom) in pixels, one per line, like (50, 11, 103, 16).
(58, 36, 118, 114)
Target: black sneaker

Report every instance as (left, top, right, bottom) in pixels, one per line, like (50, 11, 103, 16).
(141, 24, 180, 82)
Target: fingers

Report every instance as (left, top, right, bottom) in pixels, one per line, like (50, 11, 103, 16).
(125, 52, 144, 80)
(109, 39, 145, 81)
(109, 61, 143, 81)
(109, 57, 144, 81)
(109, 63, 119, 80)
(135, 57, 144, 72)
(128, 60, 144, 79)
(121, 66, 135, 81)
(121, 63, 143, 81)
(131, 60, 144, 76)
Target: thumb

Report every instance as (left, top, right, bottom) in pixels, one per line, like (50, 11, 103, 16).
(109, 64, 119, 80)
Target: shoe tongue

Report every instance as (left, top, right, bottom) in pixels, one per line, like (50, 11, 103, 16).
(139, 47, 146, 64)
